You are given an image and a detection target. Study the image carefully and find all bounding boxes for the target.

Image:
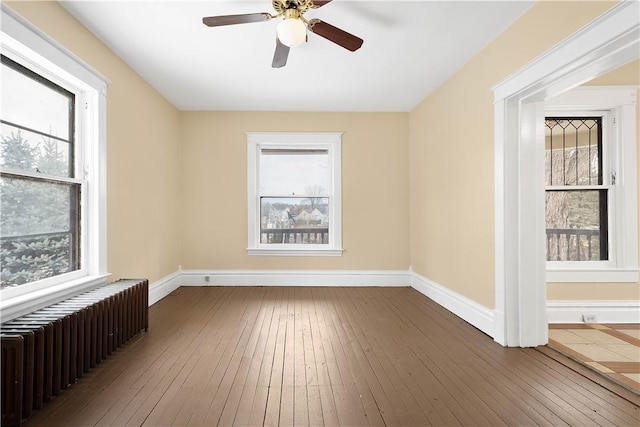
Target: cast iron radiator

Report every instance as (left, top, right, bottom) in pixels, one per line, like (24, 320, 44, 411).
(1, 278, 148, 426)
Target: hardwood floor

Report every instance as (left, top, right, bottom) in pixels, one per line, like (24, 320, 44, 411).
(23, 286, 640, 426)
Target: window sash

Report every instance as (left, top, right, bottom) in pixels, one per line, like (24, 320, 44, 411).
(545, 188, 608, 261)
(544, 113, 612, 264)
(545, 117, 603, 187)
(1, 174, 81, 288)
(257, 147, 334, 247)
(0, 57, 82, 288)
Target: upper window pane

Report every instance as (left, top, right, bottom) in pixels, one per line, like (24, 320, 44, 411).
(1, 57, 73, 141)
(259, 149, 329, 196)
(545, 118, 601, 186)
(1, 56, 74, 179)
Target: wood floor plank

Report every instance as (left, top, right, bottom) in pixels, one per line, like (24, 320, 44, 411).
(390, 288, 595, 426)
(320, 288, 385, 427)
(339, 288, 432, 426)
(219, 289, 276, 426)
(235, 289, 283, 427)
(262, 290, 289, 427)
(202, 288, 267, 426)
(187, 288, 263, 426)
(171, 289, 250, 426)
(359, 288, 464, 426)
(393, 287, 634, 426)
(293, 288, 309, 426)
(369, 289, 503, 426)
(21, 286, 640, 427)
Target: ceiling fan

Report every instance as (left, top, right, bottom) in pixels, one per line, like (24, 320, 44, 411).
(202, 0, 364, 68)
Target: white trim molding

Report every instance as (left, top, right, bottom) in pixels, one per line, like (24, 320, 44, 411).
(180, 269, 409, 287)
(148, 271, 182, 306)
(409, 272, 495, 338)
(246, 132, 343, 256)
(547, 269, 639, 283)
(547, 300, 640, 324)
(0, 274, 109, 323)
(492, 1, 639, 347)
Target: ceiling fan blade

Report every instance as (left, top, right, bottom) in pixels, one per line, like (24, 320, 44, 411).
(308, 19, 363, 52)
(311, 0, 333, 8)
(202, 13, 272, 27)
(272, 38, 290, 68)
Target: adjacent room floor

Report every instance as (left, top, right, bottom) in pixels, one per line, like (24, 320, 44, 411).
(548, 323, 640, 394)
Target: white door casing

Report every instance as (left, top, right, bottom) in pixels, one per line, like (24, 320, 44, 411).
(492, 1, 639, 347)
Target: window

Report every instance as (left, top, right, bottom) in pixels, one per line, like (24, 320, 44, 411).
(247, 132, 342, 256)
(1, 6, 107, 318)
(1, 55, 81, 287)
(545, 116, 608, 261)
(545, 86, 638, 282)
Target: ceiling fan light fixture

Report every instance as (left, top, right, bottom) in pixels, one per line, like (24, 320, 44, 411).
(277, 18, 306, 47)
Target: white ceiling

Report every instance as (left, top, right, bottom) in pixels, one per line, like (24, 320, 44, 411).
(60, 0, 535, 112)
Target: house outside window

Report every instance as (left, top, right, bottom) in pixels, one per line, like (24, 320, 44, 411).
(1, 6, 107, 320)
(545, 86, 638, 283)
(247, 132, 342, 256)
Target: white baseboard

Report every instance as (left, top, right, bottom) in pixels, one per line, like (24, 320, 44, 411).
(547, 300, 640, 324)
(179, 269, 409, 287)
(148, 271, 182, 306)
(409, 272, 495, 338)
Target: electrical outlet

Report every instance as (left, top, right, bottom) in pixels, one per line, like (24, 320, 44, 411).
(204, 275, 210, 283)
(582, 314, 597, 323)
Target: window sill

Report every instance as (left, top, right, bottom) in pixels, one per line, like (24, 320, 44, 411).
(0, 274, 110, 322)
(547, 268, 639, 283)
(247, 248, 343, 257)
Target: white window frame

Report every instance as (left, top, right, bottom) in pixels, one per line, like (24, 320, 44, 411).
(247, 132, 343, 256)
(545, 86, 638, 282)
(0, 5, 108, 321)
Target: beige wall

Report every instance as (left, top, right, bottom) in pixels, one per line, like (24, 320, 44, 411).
(181, 112, 409, 272)
(585, 59, 639, 86)
(6, 1, 183, 284)
(409, 1, 632, 309)
(6, 1, 637, 305)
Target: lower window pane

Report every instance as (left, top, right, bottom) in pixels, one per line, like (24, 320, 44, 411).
(260, 197, 329, 244)
(545, 190, 608, 261)
(1, 175, 80, 288)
